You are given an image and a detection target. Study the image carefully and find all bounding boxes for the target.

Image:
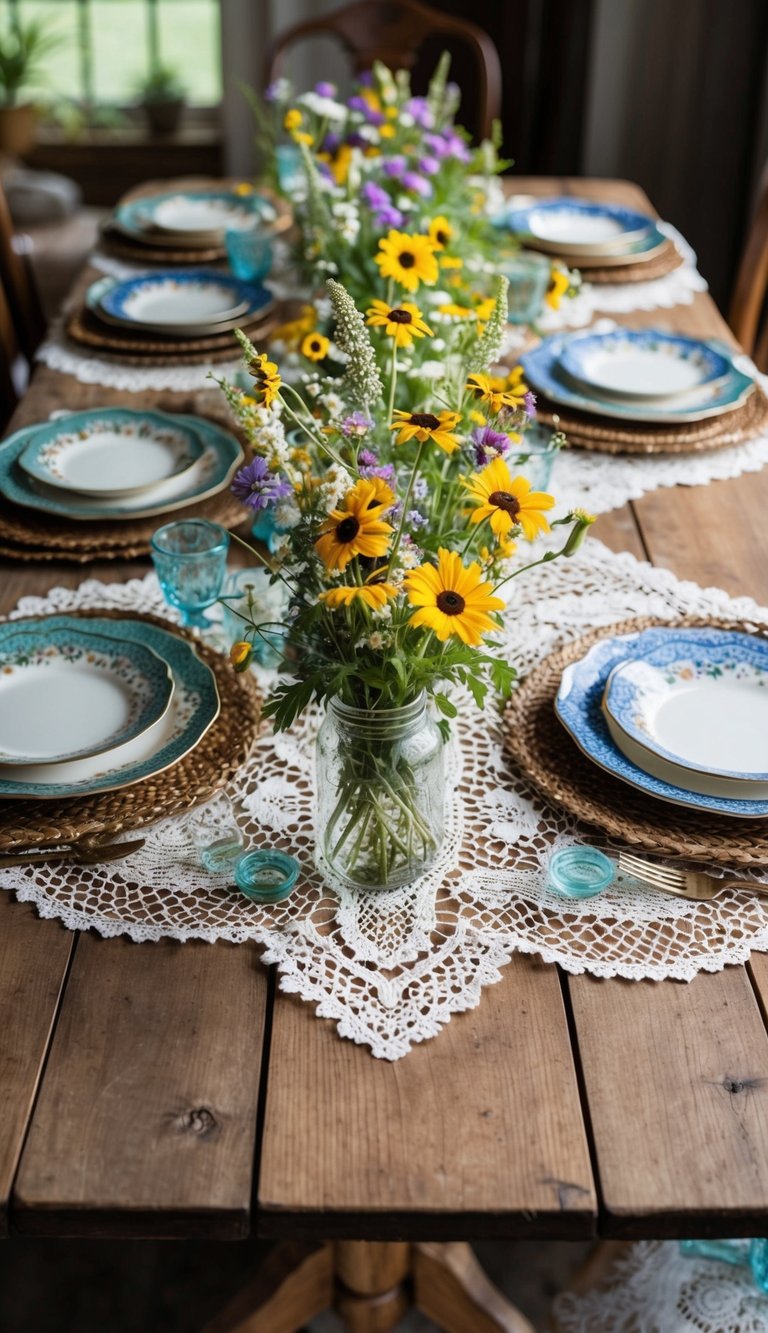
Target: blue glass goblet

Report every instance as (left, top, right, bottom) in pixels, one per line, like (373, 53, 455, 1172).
(150, 519, 230, 629)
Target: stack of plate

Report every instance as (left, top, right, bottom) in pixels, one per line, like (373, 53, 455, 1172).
(68, 269, 274, 363)
(497, 197, 671, 274)
(521, 328, 758, 438)
(0, 407, 244, 561)
(101, 185, 292, 264)
(556, 626, 768, 819)
(0, 613, 220, 801)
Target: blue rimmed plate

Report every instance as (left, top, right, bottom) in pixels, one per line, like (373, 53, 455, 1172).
(0, 415, 243, 521)
(17, 408, 204, 497)
(0, 624, 173, 766)
(602, 627, 768, 799)
(521, 333, 756, 423)
(121, 189, 277, 244)
(0, 615, 219, 800)
(559, 330, 733, 403)
(495, 197, 659, 260)
(92, 270, 273, 338)
(556, 629, 768, 818)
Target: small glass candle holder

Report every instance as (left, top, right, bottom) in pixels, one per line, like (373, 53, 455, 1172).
(225, 219, 273, 283)
(234, 849, 299, 903)
(512, 423, 561, 491)
(548, 846, 615, 899)
(151, 519, 230, 629)
(220, 567, 288, 669)
(502, 251, 551, 325)
(190, 822, 246, 875)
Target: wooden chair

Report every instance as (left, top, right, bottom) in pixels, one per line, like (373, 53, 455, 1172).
(0, 177, 46, 372)
(0, 277, 21, 428)
(729, 167, 768, 371)
(264, 0, 502, 140)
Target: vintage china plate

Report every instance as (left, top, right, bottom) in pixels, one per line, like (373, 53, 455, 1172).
(522, 334, 756, 423)
(0, 615, 219, 800)
(87, 274, 273, 339)
(131, 190, 276, 239)
(555, 630, 768, 818)
(497, 197, 655, 256)
(99, 271, 253, 325)
(114, 191, 277, 248)
(602, 628, 768, 797)
(17, 408, 204, 497)
(0, 623, 173, 766)
(559, 331, 732, 403)
(0, 416, 243, 521)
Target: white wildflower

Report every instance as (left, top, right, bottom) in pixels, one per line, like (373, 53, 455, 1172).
(297, 91, 346, 121)
(319, 389, 345, 418)
(397, 544, 422, 570)
(274, 499, 301, 529)
(367, 631, 385, 650)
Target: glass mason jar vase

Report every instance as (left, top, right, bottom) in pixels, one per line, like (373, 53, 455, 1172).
(315, 692, 446, 891)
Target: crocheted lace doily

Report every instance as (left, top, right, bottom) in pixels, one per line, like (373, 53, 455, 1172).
(3, 539, 768, 1060)
(553, 1241, 768, 1332)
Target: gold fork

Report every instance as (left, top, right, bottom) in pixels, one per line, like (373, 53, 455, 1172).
(0, 837, 146, 869)
(618, 851, 768, 902)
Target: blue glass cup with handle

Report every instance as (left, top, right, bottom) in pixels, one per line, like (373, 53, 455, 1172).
(150, 519, 230, 629)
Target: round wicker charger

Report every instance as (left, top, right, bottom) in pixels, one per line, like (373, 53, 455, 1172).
(0, 609, 262, 853)
(535, 385, 768, 455)
(579, 239, 684, 284)
(65, 306, 275, 364)
(0, 483, 247, 561)
(99, 222, 226, 266)
(503, 615, 768, 868)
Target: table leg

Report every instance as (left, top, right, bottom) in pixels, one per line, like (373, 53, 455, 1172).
(204, 1238, 536, 1332)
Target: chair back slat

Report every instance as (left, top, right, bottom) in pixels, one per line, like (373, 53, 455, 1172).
(265, 0, 502, 139)
(0, 180, 46, 367)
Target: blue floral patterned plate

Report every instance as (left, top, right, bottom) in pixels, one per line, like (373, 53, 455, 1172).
(559, 330, 732, 403)
(94, 270, 273, 337)
(522, 334, 756, 423)
(116, 190, 277, 244)
(0, 415, 243, 521)
(556, 628, 768, 818)
(0, 623, 173, 765)
(0, 615, 219, 800)
(494, 197, 658, 258)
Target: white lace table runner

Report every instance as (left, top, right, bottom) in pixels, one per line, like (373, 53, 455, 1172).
(4, 540, 768, 1060)
(553, 1241, 768, 1332)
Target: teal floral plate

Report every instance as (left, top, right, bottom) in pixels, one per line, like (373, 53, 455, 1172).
(0, 416, 243, 521)
(0, 615, 219, 799)
(0, 624, 173, 766)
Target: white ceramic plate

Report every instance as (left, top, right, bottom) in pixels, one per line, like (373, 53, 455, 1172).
(0, 625, 173, 765)
(100, 273, 250, 327)
(148, 194, 254, 236)
(17, 408, 204, 497)
(558, 331, 733, 403)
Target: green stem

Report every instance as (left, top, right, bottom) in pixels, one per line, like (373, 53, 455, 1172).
(387, 335, 398, 425)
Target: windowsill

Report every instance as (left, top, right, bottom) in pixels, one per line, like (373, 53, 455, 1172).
(32, 123, 221, 149)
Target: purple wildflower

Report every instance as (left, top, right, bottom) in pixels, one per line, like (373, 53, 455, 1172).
(342, 413, 373, 439)
(407, 509, 427, 529)
(418, 155, 440, 176)
(406, 96, 434, 128)
(314, 81, 337, 98)
(523, 390, 537, 419)
(357, 447, 379, 466)
(360, 461, 396, 484)
(361, 181, 390, 211)
(401, 171, 432, 197)
(382, 156, 407, 179)
(424, 129, 471, 163)
(348, 94, 385, 125)
(264, 81, 284, 103)
(357, 70, 374, 87)
(412, 475, 428, 501)
(471, 426, 512, 468)
(373, 204, 405, 228)
(231, 457, 292, 512)
(322, 131, 341, 153)
(346, 131, 367, 149)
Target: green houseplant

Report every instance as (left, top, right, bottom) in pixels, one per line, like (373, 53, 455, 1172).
(0, 16, 61, 155)
(137, 64, 187, 137)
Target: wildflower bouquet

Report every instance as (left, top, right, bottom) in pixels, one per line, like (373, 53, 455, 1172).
(219, 278, 593, 891)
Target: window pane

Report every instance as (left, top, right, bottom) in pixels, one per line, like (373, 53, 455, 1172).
(2, 1, 82, 102)
(90, 0, 148, 103)
(157, 0, 220, 105)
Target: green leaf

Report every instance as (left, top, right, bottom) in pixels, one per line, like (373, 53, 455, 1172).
(434, 692, 458, 718)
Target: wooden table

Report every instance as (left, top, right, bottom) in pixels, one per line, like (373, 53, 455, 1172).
(3, 178, 768, 1333)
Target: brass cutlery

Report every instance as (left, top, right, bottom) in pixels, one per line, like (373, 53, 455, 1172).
(618, 851, 768, 902)
(0, 837, 146, 869)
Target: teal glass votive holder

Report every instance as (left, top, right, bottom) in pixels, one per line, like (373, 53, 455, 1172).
(512, 423, 561, 491)
(150, 519, 230, 629)
(226, 220, 273, 283)
(548, 846, 614, 899)
(234, 850, 299, 903)
(275, 143, 305, 196)
(502, 251, 551, 325)
(189, 799, 246, 874)
(220, 567, 288, 668)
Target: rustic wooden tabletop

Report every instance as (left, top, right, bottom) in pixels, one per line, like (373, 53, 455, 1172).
(2, 180, 768, 1301)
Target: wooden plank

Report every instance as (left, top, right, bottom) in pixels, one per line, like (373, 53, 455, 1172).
(13, 936, 269, 1237)
(569, 968, 768, 1237)
(258, 958, 596, 1241)
(0, 893, 74, 1237)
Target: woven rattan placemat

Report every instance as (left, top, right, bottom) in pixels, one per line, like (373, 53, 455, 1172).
(99, 222, 226, 265)
(535, 385, 768, 455)
(65, 305, 275, 364)
(0, 609, 261, 852)
(580, 240, 684, 285)
(503, 614, 768, 868)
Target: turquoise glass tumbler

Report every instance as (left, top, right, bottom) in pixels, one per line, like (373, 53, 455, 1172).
(502, 251, 551, 324)
(548, 846, 614, 899)
(226, 221, 273, 283)
(151, 519, 229, 628)
(512, 423, 560, 491)
(275, 143, 305, 195)
(234, 850, 299, 903)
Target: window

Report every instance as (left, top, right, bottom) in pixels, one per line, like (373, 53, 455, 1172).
(2, 0, 222, 108)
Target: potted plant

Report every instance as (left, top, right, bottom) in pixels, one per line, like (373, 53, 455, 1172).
(137, 64, 187, 137)
(0, 16, 61, 156)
